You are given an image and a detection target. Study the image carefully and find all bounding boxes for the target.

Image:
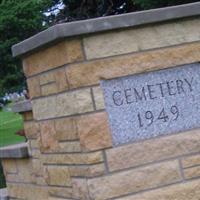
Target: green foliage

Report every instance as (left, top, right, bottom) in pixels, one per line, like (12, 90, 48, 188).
(53, 0, 199, 23)
(0, 0, 54, 96)
(134, 0, 200, 9)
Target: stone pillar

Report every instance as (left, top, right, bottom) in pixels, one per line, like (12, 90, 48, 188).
(7, 2, 200, 199)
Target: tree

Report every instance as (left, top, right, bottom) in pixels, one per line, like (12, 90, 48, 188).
(134, 0, 199, 9)
(0, 0, 56, 96)
(50, 0, 199, 24)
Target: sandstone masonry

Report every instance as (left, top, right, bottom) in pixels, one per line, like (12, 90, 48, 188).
(1, 3, 200, 200)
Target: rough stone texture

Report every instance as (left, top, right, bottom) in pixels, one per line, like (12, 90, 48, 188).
(66, 42, 200, 89)
(41, 83, 57, 96)
(72, 178, 90, 199)
(69, 163, 105, 177)
(58, 141, 81, 153)
(23, 39, 84, 77)
(48, 187, 72, 199)
(27, 76, 41, 98)
(40, 72, 55, 85)
(32, 158, 44, 177)
(84, 18, 200, 59)
(182, 154, 200, 168)
(54, 117, 78, 141)
(29, 139, 40, 149)
(77, 112, 112, 151)
(27, 67, 69, 99)
(92, 86, 105, 110)
(7, 183, 48, 200)
(7, 159, 35, 183)
(106, 129, 200, 172)
(45, 166, 71, 186)
(42, 151, 103, 165)
(88, 160, 181, 200)
(2, 160, 17, 174)
(184, 166, 200, 179)
(54, 67, 69, 92)
(118, 179, 200, 200)
(32, 88, 93, 120)
(39, 120, 59, 153)
(24, 121, 39, 139)
(12, 2, 200, 57)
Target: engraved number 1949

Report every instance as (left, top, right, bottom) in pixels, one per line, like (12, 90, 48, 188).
(137, 105, 179, 128)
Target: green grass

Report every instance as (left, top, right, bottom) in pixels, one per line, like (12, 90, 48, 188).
(0, 109, 25, 147)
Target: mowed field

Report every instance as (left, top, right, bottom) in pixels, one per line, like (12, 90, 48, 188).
(0, 109, 25, 147)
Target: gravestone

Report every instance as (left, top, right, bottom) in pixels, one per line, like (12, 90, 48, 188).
(101, 63, 200, 146)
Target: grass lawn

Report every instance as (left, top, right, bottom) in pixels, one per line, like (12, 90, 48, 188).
(0, 109, 25, 147)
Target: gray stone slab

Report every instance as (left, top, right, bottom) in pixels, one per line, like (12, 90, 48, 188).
(12, 2, 200, 57)
(0, 188, 9, 200)
(12, 100, 32, 113)
(0, 143, 29, 158)
(101, 63, 200, 146)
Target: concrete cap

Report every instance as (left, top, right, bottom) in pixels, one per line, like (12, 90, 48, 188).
(0, 143, 30, 159)
(0, 188, 9, 200)
(12, 100, 32, 113)
(12, 2, 200, 57)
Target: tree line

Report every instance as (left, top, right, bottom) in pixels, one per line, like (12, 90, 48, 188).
(0, 0, 198, 96)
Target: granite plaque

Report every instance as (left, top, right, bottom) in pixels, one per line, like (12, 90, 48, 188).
(101, 63, 200, 146)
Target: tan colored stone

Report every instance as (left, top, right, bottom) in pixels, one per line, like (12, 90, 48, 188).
(40, 71, 55, 85)
(6, 159, 35, 183)
(33, 89, 93, 120)
(54, 67, 69, 92)
(42, 151, 103, 165)
(56, 88, 93, 117)
(106, 129, 200, 172)
(84, 18, 200, 59)
(66, 42, 200, 89)
(7, 183, 48, 200)
(48, 186, 73, 198)
(69, 163, 105, 177)
(88, 160, 181, 200)
(72, 178, 90, 199)
(23, 39, 84, 77)
(32, 96, 57, 120)
(77, 112, 112, 151)
(41, 83, 57, 96)
(15, 159, 35, 183)
(24, 121, 39, 139)
(92, 86, 105, 110)
(36, 176, 47, 186)
(184, 166, 200, 179)
(2, 159, 17, 174)
(48, 197, 72, 200)
(45, 166, 71, 186)
(32, 159, 44, 177)
(31, 149, 41, 158)
(29, 139, 40, 149)
(58, 141, 81, 153)
(182, 154, 200, 168)
(55, 117, 78, 141)
(118, 179, 200, 200)
(27, 76, 41, 98)
(39, 120, 59, 152)
(22, 111, 33, 121)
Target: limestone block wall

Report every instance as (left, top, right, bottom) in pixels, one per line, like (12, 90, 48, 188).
(2, 3, 200, 200)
